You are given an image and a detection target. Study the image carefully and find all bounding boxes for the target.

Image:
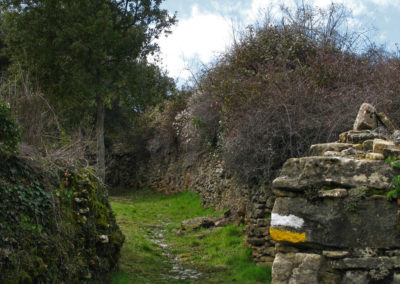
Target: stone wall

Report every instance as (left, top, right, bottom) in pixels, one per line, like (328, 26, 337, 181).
(270, 105, 400, 283)
(245, 186, 276, 264)
(144, 153, 277, 264)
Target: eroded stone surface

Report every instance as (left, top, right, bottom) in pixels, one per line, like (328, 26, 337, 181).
(373, 138, 395, 154)
(322, 250, 349, 258)
(339, 130, 383, 143)
(272, 156, 397, 191)
(318, 188, 348, 198)
(309, 143, 353, 156)
(272, 253, 322, 284)
(376, 111, 397, 132)
(353, 103, 377, 130)
(272, 196, 400, 248)
(365, 152, 384, 160)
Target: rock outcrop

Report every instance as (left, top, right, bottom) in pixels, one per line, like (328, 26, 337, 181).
(270, 104, 400, 283)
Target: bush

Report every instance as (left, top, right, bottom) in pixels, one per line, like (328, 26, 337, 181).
(0, 99, 21, 155)
(193, 3, 400, 186)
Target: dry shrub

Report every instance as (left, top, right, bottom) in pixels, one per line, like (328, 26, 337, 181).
(193, 3, 400, 185)
(144, 93, 188, 161)
(0, 68, 95, 167)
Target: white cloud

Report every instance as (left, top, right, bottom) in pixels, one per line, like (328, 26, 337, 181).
(156, 0, 400, 85)
(245, 0, 297, 25)
(157, 5, 232, 83)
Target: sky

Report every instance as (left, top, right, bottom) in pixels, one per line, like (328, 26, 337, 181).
(156, 0, 400, 86)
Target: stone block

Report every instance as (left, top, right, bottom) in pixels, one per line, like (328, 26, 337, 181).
(384, 147, 400, 158)
(366, 152, 385, 160)
(353, 103, 377, 130)
(309, 143, 354, 156)
(342, 271, 368, 284)
(339, 130, 382, 144)
(272, 156, 397, 191)
(272, 253, 295, 282)
(373, 138, 395, 154)
(376, 111, 396, 132)
(332, 256, 395, 269)
(322, 250, 349, 259)
(318, 188, 348, 198)
(247, 237, 266, 246)
(362, 139, 374, 151)
(272, 196, 400, 248)
(393, 273, 400, 284)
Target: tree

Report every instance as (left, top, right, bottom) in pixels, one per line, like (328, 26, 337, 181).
(1, 0, 176, 180)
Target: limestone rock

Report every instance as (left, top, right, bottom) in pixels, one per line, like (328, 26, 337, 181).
(309, 143, 353, 156)
(384, 147, 400, 158)
(272, 156, 397, 191)
(323, 151, 343, 157)
(271, 253, 322, 284)
(322, 250, 349, 258)
(332, 256, 397, 269)
(393, 273, 400, 284)
(271, 196, 400, 248)
(376, 111, 396, 132)
(318, 188, 348, 198)
(342, 271, 368, 284)
(99, 234, 109, 244)
(391, 130, 400, 145)
(339, 130, 383, 144)
(365, 152, 384, 160)
(181, 216, 221, 231)
(362, 139, 374, 151)
(353, 103, 377, 131)
(373, 138, 394, 154)
(272, 253, 294, 283)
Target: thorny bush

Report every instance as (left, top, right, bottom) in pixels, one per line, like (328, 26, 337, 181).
(192, 3, 400, 186)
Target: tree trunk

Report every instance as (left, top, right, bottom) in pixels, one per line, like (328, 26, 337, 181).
(96, 94, 106, 182)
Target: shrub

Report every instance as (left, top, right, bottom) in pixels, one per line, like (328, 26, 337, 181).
(0, 99, 21, 155)
(194, 3, 400, 186)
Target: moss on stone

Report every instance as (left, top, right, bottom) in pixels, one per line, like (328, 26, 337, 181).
(0, 157, 124, 283)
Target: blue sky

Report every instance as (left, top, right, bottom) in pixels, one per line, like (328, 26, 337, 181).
(156, 0, 400, 86)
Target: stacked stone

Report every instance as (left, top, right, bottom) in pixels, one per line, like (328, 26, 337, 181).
(245, 186, 275, 265)
(270, 103, 400, 284)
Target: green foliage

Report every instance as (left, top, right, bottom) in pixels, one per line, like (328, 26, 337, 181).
(0, 157, 124, 283)
(2, 0, 176, 180)
(110, 190, 271, 283)
(0, 99, 21, 155)
(344, 187, 367, 212)
(387, 176, 400, 201)
(385, 155, 400, 201)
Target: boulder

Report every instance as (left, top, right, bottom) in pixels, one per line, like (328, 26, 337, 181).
(376, 111, 397, 132)
(339, 130, 383, 144)
(181, 216, 221, 231)
(273, 156, 397, 191)
(372, 138, 395, 154)
(353, 103, 377, 131)
(271, 196, 400, 248)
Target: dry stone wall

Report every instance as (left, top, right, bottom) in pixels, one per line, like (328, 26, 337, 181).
(270, 104, 400, 283)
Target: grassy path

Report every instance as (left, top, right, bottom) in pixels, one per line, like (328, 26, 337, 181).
(109, 189, 271, 284)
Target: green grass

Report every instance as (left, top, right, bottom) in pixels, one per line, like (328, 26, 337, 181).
(109, 189, 271, 283)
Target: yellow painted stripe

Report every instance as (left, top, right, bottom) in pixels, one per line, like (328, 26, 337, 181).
(270, 228, 306, 243)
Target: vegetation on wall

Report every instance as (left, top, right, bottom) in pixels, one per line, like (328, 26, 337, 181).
(0, 156, 124, 283)
(0, 99, 21, 155)
(158, 3, 400, 186)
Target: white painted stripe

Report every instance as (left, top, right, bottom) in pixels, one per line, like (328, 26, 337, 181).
(271, 213, 304, 229)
